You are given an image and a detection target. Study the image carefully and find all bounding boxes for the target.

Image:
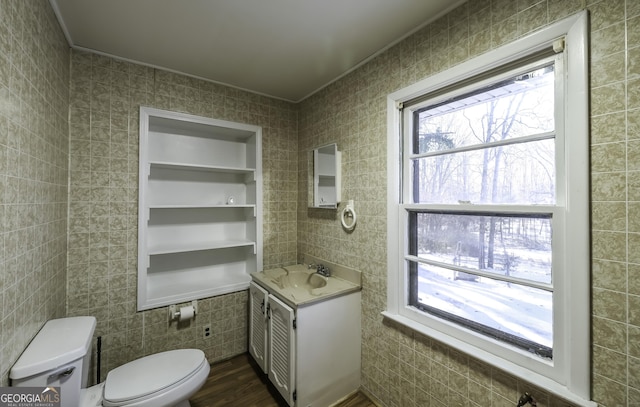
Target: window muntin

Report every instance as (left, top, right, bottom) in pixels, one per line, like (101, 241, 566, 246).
(404, 58, 558, 358)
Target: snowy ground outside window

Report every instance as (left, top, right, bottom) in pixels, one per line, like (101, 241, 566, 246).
(416, 251, 552, 349)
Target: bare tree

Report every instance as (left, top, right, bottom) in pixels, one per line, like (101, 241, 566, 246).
(464, 92, 525, 270)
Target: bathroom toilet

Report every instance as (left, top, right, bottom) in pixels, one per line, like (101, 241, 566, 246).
(10, 316, 210, 407)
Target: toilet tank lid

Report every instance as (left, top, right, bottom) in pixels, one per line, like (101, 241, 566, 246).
(10, 316, 97, 380)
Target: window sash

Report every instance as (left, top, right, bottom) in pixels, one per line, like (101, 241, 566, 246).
(404, 205, 556, 354)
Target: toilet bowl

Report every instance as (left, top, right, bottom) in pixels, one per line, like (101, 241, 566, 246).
(10, 316, 210, 407)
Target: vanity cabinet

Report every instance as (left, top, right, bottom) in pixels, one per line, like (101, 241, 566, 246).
(250, 283, 296, 405)
(137, 107, 262, 311)
(249, 281, 360, 407)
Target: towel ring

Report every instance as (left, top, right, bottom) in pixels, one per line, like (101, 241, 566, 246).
(341, 200, 357, 231)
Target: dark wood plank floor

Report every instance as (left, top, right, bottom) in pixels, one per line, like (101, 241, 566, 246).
(190, 353, 377, 407)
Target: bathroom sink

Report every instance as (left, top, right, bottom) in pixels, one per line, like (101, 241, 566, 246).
(272, 269, 327, 290)
(251, 263, 361, 306)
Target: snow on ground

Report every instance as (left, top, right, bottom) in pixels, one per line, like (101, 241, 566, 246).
(416, 256, 552, 348)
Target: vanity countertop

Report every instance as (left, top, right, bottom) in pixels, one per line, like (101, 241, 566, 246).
(250, 263, 361, 308)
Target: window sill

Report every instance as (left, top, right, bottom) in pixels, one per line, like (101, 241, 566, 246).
(381, 310, 596, 407)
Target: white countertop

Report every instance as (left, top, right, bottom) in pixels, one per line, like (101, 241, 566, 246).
(250, 264, 361, 308)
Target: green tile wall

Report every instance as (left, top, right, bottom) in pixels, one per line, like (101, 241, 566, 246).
(0, 0, 69, 385)
(298, 0, 639, 405)
(66, 53, 298, 378)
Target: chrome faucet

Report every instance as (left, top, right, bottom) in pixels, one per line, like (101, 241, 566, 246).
(316, 264, 331, 277)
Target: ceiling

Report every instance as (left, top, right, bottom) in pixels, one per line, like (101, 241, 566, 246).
(49, 0, 465, 102)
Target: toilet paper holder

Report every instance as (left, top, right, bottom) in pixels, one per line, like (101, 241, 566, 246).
(169, 300, 198, 321)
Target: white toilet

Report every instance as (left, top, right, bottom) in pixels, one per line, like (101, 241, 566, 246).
(10, 316, 210, 407)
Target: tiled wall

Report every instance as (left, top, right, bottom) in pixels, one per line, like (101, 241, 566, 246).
(299, 0, 638, 406)
(591, 0, 640, 405)
(3, 0, 639, 405)
(66, 52, 298, 378)
(0, 1, 70, 385)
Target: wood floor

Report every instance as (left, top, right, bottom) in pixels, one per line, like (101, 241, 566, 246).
(190, 353, 377, 407)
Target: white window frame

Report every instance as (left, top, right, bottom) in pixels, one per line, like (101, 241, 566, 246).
(384, 12, 593, 406)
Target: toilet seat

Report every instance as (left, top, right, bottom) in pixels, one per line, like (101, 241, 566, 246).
(102, 349, 209, 407)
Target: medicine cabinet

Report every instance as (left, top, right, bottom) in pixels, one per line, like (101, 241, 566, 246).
(309, 144, 341, 209)
(137, 107, 262, 311)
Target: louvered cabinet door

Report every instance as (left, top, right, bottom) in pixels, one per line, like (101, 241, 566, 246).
(249, 282, 269, 373)
(267, 294, 296, 406)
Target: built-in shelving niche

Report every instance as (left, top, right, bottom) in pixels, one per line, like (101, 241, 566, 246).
(137, 107, 262, 311)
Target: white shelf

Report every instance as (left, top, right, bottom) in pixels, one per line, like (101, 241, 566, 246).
(138, 107, 262, 311)
(149, 204, 256, 211)
(146, 269, 252, 309)
(150, 160, 255, 174)
(148, 239, 256, 255)
(147, 165, 254, 206)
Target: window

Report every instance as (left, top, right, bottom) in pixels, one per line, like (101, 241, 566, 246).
(409, 59, 557, 358)
(385, 12, 592, 406)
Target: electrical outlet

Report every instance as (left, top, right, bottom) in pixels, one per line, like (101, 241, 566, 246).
(203, 325, 211, 339)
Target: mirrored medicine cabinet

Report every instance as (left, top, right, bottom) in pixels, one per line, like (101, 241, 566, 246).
(309, 143, 341, 209)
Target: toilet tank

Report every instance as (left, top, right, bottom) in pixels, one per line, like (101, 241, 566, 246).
(10, 316, 97, 407)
